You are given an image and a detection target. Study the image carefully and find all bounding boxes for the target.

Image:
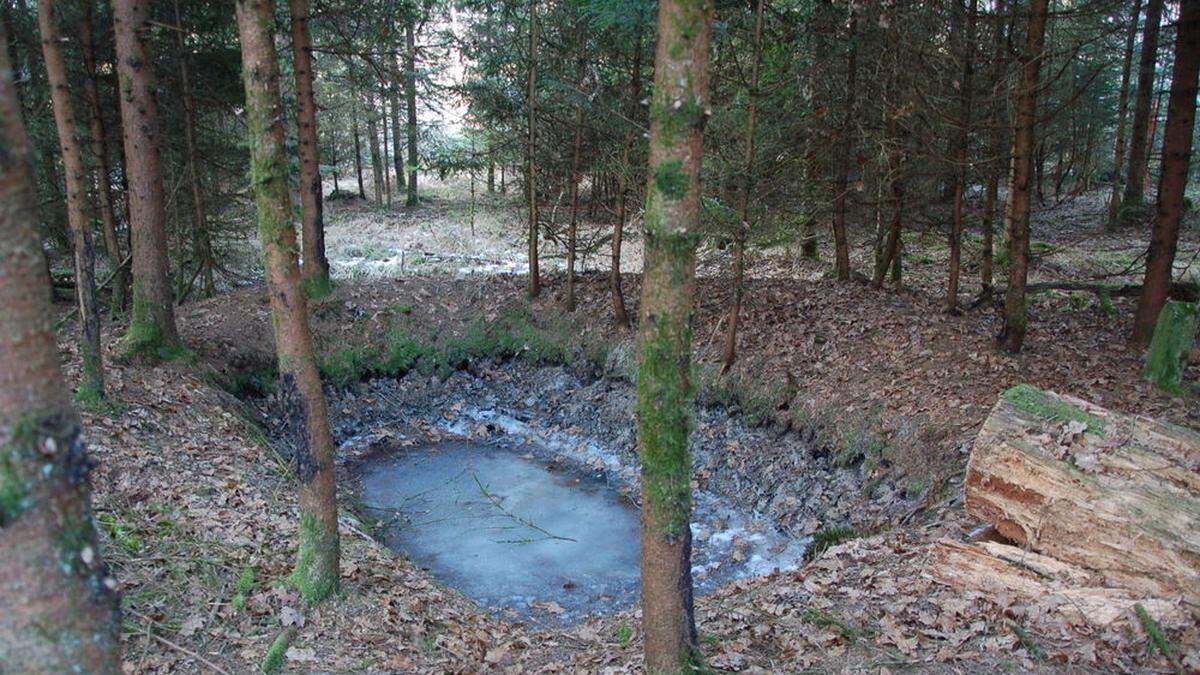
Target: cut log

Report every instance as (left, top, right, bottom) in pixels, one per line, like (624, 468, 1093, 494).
(965, 385, 1200, 603)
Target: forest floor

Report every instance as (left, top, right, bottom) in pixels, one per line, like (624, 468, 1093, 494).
(66, 180, 1199, 672)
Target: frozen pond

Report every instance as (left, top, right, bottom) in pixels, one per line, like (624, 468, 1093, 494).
(358, 441, 642, 623)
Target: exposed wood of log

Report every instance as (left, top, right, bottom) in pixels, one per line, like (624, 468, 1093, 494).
(930, 540, 1187, 627)
(964, 385, 1200, 604)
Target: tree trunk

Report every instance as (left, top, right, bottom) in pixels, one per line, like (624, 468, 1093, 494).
(966, 385, 1200, 604)
(404, 15, 418, 207)
(39, 0, 104, 399)
(948, 0, 979, 313)
(611, 23, 644, 328)
(173, 0, 215, 301)
(80, 6, 129, 313)
(830, 1, 858, 282)
(997, 0, 1050, 354)
(353, 107, 365, 198)
(526, 0, 540, 298)
(367, 99, 383, 206)
(566, 57, 585, 313)
(0, 25, 122, 670)
(380, 90, 392, 208)
(1122, 0, 1165, 212)
(234, 0, 340, 604)
(1133, 0, 1200, 343)
(980, 0, 1010, 300)
(289, 0, 330, 293)
(721, 0, 764, 371)
(113, 0, 180, 359)
(390, 55, 406, 192)
(636, 0, 713, 668)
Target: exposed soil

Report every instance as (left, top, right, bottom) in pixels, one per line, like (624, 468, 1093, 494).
(63, 187, 1198, 672)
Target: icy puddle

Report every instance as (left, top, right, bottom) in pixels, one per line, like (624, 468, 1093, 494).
(356, 437, 807, 625)
(358, 441, 641, 623)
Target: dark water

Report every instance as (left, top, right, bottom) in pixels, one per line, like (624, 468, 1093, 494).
(358, 441, 642, 623)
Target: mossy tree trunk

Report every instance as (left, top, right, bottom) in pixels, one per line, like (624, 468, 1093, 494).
(289, 0, 331, 294)
(234, 0, 340, 604)
(1142, 300, 1199, 391)
(997, 0, 1050, 354)
(39, 0, 104, 400)
(80, 6, 130, 314)
(721, 0, 764, 372)
(0, 26, 121, 670)
(1133, 0, 1200, 344)
(636, 0, 713, 669)
(1121, 0, 1165, 214)
(113, 0, 180, 360)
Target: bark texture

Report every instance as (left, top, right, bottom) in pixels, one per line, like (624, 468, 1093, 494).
(1133, 0, 1200, 343)
(404, 15, 418, 207)
(173, 0, 214, 301)
(965, 385, 1200, 605)
(526, 0, 540, 298)
(235, 0, 340, 604)
(113, 0, 180, 358)
(1121, 0, 1165, 212)
(39, 0, 104, 399)
(636, 0, 714, 669)
(289, 0, 331, 292)
(1107, 0, 1143, 226)
(0, 24, 122, 671)
(998, 0, 1050, 353)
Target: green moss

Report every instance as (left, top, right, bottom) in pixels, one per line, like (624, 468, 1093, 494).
(1135, 603, 1174, 658)
(804, 526, 860, 562)
(615, 622, 633, 648)
(231, 566, 257, 611)
(288, 512, 339, 604)
(0, 446, 28, 526)
(302, 271, 335, 300)
(653, 159, 690, 201)
(318, 347, 374, 388)
(119, 314, 192, 363)
(1143, 301, 1199, 393)
(1002, 384, 1107, 434)
(260, 628, 295, 675)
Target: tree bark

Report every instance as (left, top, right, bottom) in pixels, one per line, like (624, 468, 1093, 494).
(636, 0, 713, 669)
(234, 0, 340, 604)
(113, 0, 180, 359)
(1121, 0, 1165, 212)
(80, 6, 129, 313)
(39, 0, 104, 399)
(721, 0, 764, 371)
(1133, 0, 1200, 343)
(390, 55, 406, 191)
(380, 89, 392, 208)
(612, 23, 645, 327)
(947, 0, 979, 313)
(0, 24, 122, 670)
(367, 97, 383, 206)
(997, 0, 1050, 354)
(404, 14, 418, 207)
(353, 107, 365, 198)
(526, 0, 540, 298)
(566, 57, 585, 313)
(289, 0, 331, 292)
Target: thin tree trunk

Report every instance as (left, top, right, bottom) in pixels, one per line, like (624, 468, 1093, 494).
(0, 24, 122, 670)
(873, 116, 905, 289)
(390, 55, 406, 191)
(1144, 87, 1164, 194)
(487, 152, 495, 192)
(404, 15, 418, 207)
(80, 6, 129, 313)
(234, 0, 340, 604)
(173, 0, 215, 300)
(289, 0, 330, 292)
(40, 0, 103, 400)
(721, 0, 764, 371)
(113, 0, 180, 359)
(948, 0, 979, 312)
(980, 0, 1010, 299)
(1122, 0, 1165, 212)
(831, 0, 858, 281)
(380, 91, 392, 208)
(526, 0, 540, 298)
(612, 23, 644, 327)
(636, 0, 713, 667)
(1134, 0, 1200, 343)
(367, 98, 383, 206)
(566, 57, 585, 313)
(998, 0, 1051, 353)
(353, 107, 365, 198)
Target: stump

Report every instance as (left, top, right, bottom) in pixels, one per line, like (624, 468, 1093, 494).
(1143, 300, 1199, 392)
(964, 385, 1200, 603)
